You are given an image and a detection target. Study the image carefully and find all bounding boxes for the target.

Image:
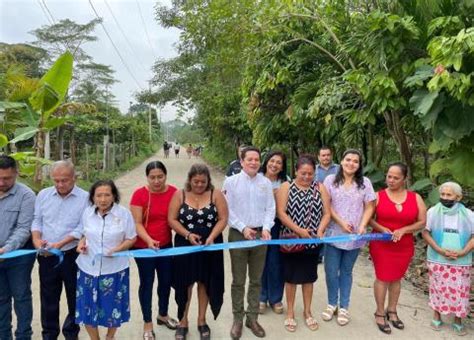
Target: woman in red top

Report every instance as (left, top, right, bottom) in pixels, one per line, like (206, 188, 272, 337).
(130, 161, 178, 340)
(369, 162, 426, 334)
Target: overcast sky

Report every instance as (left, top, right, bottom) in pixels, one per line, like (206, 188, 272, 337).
(0, 0, 181, 121)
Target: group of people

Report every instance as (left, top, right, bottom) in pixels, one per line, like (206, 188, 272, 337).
(0, 144, 472, 340)
(163, 142, 203, 160)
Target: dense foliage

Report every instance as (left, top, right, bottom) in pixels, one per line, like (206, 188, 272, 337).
(150, 0, 474, 196)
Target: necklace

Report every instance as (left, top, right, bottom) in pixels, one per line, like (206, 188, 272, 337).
(387, 189, 406, 212)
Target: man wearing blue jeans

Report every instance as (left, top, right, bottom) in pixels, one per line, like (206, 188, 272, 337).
(0, 155, 36, 340)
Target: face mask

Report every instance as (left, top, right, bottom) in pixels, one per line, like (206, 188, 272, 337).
(440, 198, 456, 208)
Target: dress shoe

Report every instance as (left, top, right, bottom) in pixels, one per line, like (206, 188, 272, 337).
(245, 319, 266, 338)
(230, 320, 243, 339)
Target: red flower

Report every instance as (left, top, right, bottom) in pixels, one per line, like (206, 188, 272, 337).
(450, 268, 456, 274)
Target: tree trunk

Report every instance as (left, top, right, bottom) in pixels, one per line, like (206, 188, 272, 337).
(383, 111, 414, 184)
(34, 130, 45, 188)
(69, 127, 77, 165)
(56, 126, 65, 160)
(361, 129, 369, 165)
(375, 134, 386, 168)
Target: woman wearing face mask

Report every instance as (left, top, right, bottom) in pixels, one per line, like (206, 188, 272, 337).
(277, 154, 331, 332)
(369, 163, 427, 334)
(321, 149, 376, 326)
(130, 161, 178, 340)
(75, 180, 137, 340)
(422, 182, 474, 336)
(168, 164, 228, 340)
(259, 151, 289, 315)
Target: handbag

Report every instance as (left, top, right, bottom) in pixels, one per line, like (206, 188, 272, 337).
(280, 182, 319, 253)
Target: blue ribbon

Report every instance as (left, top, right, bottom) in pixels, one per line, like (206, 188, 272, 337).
(0, 248, 64, 266)
(109, 233, 392, 258)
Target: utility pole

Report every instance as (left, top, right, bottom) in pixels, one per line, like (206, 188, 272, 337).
(148, 82, 152, 143)
(103, 84, 110, 173)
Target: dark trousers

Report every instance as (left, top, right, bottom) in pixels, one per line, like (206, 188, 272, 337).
(135, 245, 173, 323)
(0, 254, 35, 340)
(38, 250, 79, 340)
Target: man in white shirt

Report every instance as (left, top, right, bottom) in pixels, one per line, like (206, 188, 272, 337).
(31, 161, 89, 340)
(223, 147, 275, 339)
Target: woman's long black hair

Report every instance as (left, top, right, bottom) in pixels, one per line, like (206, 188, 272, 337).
(333, 149, 365, 189)
(259, 150, 288, 182)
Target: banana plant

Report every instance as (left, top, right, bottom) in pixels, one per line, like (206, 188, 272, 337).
(0, 51, 73, 187)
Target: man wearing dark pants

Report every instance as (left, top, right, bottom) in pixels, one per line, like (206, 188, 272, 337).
(223, 147, 275, 339)
(31, 161, 88, 340)
(0, 155, 36, 340)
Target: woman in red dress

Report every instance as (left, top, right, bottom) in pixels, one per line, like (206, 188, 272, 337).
(369, 163, 426, 334)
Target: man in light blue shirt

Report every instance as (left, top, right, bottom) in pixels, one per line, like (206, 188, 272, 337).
(315, 146, 340, 183)
(31, 161, 88, 340)
(0, 155, 36, 340)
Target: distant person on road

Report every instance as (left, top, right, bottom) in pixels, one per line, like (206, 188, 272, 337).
(75, 180, 137, 340)
(422, 182, 473, 336)
(369, 162, 426, 334)
(31, 160, 89, 340)
(223, 146, 275, 339)
(186, 144, 193, 159)
(225, 145, 247, 178)
(258, 151, 288, 316)
(276, 155, 331, 333)
(130, 161, 178, 339)
(168, 164, 228, 340)
(321, 149, 376, 326)
(0, 155, 36, 340)
(163, 141, 170, 159)
(174, 143, 181, 158)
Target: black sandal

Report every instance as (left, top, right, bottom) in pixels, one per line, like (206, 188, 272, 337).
(386, 310, 404, 330)
(198, 324, 211, 340)
(374, 313, 391, 334)
(175, 326, 188, 340)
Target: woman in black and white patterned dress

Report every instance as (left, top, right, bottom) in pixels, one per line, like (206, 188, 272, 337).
(276, 154, 331, 332)
(168, 164, 228, 340)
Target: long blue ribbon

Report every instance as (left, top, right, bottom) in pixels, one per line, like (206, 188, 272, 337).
(109, 233, 392, 258)
(0, 248, 64, 265)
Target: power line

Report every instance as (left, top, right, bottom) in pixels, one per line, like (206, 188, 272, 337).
(41, 0, 57, 24)
(103, 0, 148, 74)
(36, 0, 54, 25)
(135, 0, 157, 60)
(88, 0, 144, 90)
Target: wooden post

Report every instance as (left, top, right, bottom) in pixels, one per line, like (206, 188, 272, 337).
(103, 135, 109, 173)
(85, 144, 90, 181)
(96, 144, 100, 170)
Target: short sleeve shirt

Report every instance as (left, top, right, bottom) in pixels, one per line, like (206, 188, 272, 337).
(130, 185, 177, 248)
(323, 175, 376, 250)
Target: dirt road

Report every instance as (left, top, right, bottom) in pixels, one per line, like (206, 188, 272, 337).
(28, 149, 466, 339)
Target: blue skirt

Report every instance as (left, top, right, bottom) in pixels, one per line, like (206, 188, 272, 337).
(75, 268, 130, 327)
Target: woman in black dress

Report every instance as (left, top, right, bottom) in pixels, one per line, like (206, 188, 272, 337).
(168, 164, 228, 340)
(276, 155, 331, 332)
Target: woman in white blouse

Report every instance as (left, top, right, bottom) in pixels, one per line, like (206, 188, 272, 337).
(75, 180, 137, 340)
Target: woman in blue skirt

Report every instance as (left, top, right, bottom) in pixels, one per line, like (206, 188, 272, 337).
(75, 180, 137, 340)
